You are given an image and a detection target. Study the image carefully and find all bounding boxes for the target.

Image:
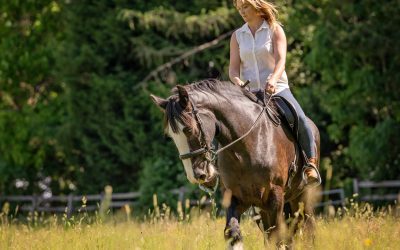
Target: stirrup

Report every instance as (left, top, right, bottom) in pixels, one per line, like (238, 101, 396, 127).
(302, 164, 322, 187)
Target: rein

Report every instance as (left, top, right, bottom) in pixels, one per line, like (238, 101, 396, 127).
(211, 92, 272, 159)
(211, 105, 265, 158)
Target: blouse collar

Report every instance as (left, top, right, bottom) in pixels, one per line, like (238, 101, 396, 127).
(239, 20, 269, 34)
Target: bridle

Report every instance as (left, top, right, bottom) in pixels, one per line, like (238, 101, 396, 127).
(178, 98, 267, 194)
(178, 101, 216, 163)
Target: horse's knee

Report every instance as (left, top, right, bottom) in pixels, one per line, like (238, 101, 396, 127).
(226, 196, 240, 222)
(304, 213, 316, 233)
(262, 187, 285, 233)
(266, 186, 284, 212)
(263, 187, 287, 243)
(289, 195, 317, 239)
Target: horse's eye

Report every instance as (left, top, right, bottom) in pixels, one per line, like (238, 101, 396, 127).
(182, 127, 192, 134)
(164, 135, 172, 141)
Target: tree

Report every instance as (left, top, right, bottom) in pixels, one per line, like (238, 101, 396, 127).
(0, 0, 67, 194)
(288, 0, 400, 181)
(57, 0, 240, 199)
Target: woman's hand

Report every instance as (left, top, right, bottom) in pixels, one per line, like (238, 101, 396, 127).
(233, 77, 245, 86)
(265, 74, 277, 94)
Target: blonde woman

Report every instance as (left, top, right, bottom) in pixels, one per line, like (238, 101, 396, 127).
(229, 0, 321, 186)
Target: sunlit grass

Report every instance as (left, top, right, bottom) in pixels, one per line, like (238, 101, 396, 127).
(0, 197, 399, 250)
(1, 215, 399, 250)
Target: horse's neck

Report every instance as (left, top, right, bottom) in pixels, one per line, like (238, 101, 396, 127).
(198, 92, 265, 145)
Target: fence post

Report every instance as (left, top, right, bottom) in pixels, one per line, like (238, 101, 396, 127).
(178, 187, 186, 202)
(339, 189, 345, 206)
(67, 194, 74, 218)
(31, 195, 37, 213)
(353, 178, 359, 196)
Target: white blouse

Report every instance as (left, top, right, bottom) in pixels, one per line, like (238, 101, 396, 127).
(235, 20, 289, 93)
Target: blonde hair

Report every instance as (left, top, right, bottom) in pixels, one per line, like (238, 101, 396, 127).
(233, 0, 279, 29)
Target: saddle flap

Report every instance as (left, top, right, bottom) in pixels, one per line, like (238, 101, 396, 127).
(272, 96, 299, 140)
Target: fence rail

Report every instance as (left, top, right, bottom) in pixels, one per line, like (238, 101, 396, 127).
(0, 189, 185, 217)
(3, 181, 399, 217)
(353, 179, 400, 202)
(315, 189, 345, 208)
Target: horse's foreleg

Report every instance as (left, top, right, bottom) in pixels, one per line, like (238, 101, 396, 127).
(260, 185, 286, 248)
(224, 196, 246, 249)
(301, 188, 317, 238)
(288, 187, 317, 246)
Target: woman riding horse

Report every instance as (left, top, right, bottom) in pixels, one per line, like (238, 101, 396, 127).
(229, 0, 321, 186)
(151, 79, 320, 248)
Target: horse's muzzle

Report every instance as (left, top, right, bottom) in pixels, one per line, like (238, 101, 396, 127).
(194, 168, 207, 182)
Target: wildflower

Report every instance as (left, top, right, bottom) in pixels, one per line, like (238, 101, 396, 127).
(363, 238, 373, 247)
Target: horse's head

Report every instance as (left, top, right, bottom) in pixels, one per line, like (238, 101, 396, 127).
(151, 85, 218, 185)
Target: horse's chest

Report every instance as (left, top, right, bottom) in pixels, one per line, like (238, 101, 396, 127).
(227, 182, 268, 206)
(221, 151, 269, 169)
(220, 164, 270, 194)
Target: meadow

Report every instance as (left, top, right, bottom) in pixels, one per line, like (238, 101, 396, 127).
(1, 200, 399, 250)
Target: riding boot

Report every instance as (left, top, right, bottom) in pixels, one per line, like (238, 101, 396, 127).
(303, 157, 322, 187)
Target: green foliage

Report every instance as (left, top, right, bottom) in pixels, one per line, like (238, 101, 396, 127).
(288, 0, 400, 181)
(138, 157, 188, 209)
(56, 0, 239, 196)
(0, 0, 67, 193)
(1, 0, 398, 199)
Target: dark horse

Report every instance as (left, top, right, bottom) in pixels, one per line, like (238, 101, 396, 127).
(151, 79, 320, 248)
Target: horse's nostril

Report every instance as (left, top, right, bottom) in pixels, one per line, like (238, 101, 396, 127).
(194, 168, 207, 181)
(199, 174, 207, 181)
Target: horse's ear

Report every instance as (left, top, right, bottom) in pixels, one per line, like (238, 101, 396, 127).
(177, 85, 189, 109)
(150, 94, 168, 111)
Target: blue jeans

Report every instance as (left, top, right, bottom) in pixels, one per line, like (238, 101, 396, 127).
(275, 88, 316, 159)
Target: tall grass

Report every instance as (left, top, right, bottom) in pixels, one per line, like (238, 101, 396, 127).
(0, 196, 399, 250)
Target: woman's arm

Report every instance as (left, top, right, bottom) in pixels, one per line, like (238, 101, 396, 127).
(229, 32, 244, 86)
(266, 25, 287, 93)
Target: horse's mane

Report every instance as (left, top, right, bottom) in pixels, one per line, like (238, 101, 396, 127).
(165, 94, 198, 134)
(183, 79, 246, 96)
(165, 79, 258, 134)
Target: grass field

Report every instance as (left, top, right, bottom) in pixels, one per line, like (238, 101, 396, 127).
(1, 202, 399, 250)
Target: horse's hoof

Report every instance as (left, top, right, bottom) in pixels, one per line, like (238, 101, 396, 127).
(224, 218, 243, 246)
(224, 227, 243, 244)
(227, 241, 244, 250)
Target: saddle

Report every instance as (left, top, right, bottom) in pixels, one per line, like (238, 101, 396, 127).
(272, 96, 299, 140)
(250, 90, 299, 140)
